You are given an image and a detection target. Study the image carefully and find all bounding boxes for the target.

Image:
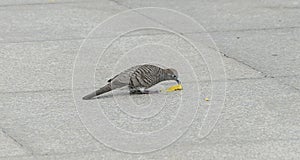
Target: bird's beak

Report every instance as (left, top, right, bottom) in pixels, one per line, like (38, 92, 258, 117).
(176, 79, 181, 84)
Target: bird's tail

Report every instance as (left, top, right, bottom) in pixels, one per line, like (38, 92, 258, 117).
(82, 84, 112, 100)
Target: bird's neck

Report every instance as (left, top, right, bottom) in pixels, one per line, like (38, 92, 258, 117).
(161, 69, 169, 81)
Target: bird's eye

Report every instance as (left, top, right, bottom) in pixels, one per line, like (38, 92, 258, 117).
(172, 75, 176, 78)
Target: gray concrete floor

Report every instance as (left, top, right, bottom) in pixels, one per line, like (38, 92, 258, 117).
(0, 0, 299, 159)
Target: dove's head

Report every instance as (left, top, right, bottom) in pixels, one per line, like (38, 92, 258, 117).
(165, 68, 180, 84)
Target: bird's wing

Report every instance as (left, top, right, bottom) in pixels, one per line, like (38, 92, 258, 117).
(129, 64, 162, 88)
(109, 65, 141, 88)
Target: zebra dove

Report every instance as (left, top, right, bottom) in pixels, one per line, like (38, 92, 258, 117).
(82, 64, 180, 100)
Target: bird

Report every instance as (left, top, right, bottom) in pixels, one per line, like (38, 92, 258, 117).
(82, 64, 180, 100)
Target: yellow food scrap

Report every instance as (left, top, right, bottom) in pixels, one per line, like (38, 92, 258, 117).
(166, 84, 183, 92)
(205, 97, 209, 101)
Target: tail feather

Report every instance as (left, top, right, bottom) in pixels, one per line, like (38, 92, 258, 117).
(82, 84, 112, 100)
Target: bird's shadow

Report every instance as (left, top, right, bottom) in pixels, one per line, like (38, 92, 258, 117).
(86, 90, 161, 100)
(84, 82, 176, 100)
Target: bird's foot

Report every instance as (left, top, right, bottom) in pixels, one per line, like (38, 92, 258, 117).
(130, 89, 159, 94)
(129, 89, 141, 94)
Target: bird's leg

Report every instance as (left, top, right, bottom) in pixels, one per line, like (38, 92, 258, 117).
(129, 87, 150, 94)
(141, 89, 160, 94)
(139, 88, 152, 94)
(141, 89, 150, 94)
(138, 89, 160, 94)
(129, 85, 160, 94)
(129, 86, 141, 94)
(130, 89, 142, 94)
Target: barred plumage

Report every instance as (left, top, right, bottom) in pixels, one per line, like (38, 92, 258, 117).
(83, 64, 180, 100)
(129, 64, 163, 88)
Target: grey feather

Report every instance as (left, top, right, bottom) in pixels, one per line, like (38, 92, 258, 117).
(129, 64, 163, 88)
(82, 84, 112, 100)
